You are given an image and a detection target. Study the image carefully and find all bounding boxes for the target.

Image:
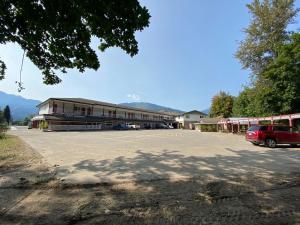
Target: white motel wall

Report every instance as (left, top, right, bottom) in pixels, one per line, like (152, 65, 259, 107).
(175, 110, 207, 129)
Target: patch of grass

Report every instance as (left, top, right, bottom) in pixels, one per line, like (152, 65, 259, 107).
(0, 135, 41, 171)
(0, 135, 18, 147)
(0, 135, 30, 169)
(0, 135, 18, 160)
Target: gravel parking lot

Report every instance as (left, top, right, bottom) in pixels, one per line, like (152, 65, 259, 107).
(10, 128, 300, 184)
(3, 128, 300, 225)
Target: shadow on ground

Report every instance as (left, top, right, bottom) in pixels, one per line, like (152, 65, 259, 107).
(57, 147, 300, 182)
(1, 147, 300, 225)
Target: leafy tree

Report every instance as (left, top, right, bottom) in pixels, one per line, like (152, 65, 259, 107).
(236, 0, 298, 76)
(233, 85, 276, 117)
(0, 0, 150, 84)
(234, 33, 300, 117)
(23, 116, 33, 126)
(234, 0, 299, 117)
(258, 32, 300, 114)
(233, 87, 255, 117)
(12, 120, 22, 125)
(210, 91, 234, 118)
(3, 105, 11, 125)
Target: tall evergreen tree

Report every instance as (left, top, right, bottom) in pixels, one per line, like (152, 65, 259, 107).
(3, 105, 11, 125)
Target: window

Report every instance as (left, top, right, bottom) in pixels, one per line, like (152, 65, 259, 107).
(185, 114, 190, 119)
(128, 113, 135, 119)
(259, 126, 268, 131)
(87, 108, 92, 116)
(53, 103, 57, 113)
(273, 126, 289, 132)
(248, 126, 267, 131)
(81, 108, 86, 116)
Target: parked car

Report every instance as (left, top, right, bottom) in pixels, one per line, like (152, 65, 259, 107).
(144, 125, 152, 129)
(126, 123, 140, 130)
(113, 124, 130, 130)
(168, 125, 174, 129)
(156, 123, 169, 129)
(246, 125, 300, 148)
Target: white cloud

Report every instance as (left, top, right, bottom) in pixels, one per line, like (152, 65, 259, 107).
(127, 93, 141, 101)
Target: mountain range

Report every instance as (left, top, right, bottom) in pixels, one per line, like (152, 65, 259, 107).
(119, 102, 185, 114)
(201, 108, 210, 115)
(0, 91, 209, 120)
(0, 91, 41, 121)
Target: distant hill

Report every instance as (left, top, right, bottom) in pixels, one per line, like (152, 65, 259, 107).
(0, 91, 41, 121)
(201, 108, 210, 115)
(119, 102, 185, 114)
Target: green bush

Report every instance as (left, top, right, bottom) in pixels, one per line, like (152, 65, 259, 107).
(39, 121, 48, 130)
(199, 124, 218, 132)
(0, 124, 8, 139)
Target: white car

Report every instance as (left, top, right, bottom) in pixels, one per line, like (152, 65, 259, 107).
(127, 123, 140, 130)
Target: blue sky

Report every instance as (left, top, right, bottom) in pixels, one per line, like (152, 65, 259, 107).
(0, 0, 299, 111)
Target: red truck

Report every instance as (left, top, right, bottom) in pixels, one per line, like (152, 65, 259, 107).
(246, 125, 300, 148)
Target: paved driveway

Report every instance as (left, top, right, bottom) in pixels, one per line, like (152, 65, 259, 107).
(10, 128, 300, 184)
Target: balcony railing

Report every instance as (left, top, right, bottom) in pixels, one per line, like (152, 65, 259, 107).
(49, 113, 174, 122)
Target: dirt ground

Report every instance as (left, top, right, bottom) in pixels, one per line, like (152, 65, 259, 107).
(1, 134, 300, 225)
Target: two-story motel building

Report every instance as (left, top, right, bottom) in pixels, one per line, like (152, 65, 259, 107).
(31, 98, 177, 131)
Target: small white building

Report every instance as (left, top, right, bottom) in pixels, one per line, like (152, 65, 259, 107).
(176, 110, 207, 129)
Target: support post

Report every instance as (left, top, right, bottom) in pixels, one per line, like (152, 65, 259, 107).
(289, 115, 293, 127)
(271, 116, 274, 125)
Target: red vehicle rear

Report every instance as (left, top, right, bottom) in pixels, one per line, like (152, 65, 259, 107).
(246, 125, 300, 148)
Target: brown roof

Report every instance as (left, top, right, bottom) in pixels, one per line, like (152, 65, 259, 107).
(181, 110, 207, 116)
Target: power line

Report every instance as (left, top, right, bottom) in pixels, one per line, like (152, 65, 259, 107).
(16, 50, 26, 92)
